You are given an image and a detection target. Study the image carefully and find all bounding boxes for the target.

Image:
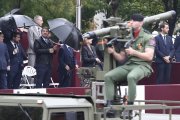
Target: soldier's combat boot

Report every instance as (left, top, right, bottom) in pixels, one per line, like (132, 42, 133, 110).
(105, 100, 116, 118)
(120, 101, 134, 120)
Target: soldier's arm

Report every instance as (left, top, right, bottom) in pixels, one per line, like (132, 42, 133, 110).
(126, 37, 155, 62)
(129, 47, 154, 61)
(107, 47, 127, 62)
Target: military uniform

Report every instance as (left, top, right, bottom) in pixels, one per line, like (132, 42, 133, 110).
(104, 28, 155, 102)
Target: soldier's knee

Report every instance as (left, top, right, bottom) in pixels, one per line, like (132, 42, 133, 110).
(104, 73, 113, 82)
(127, 74, 137, 82)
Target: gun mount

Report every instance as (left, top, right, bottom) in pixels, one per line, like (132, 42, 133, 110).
(83, 10, 176, 39)
(81, 10, 176, 75)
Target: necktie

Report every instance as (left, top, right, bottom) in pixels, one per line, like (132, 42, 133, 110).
(44, 39, 49, 44)
(89, 46, 93, 54)
(14, 43, 19, 53)
(38, 27, 41, 36)
(66, 45, 71, 54)
(14, 43, 17, 48)
(164, 35, 167, 45)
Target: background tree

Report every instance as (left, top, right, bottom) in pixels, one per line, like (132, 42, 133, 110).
(0, 0, 76, 25)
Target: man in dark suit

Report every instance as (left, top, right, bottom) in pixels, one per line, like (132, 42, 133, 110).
(7, 32, 27, 89)
(58, 44, 78, 87)
(0, 31, 10, 89)
(155, 22, 175, 84)
(34, 27, 58, 88)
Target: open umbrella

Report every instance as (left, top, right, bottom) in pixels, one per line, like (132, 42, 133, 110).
(47, 18, 82, 50)
(0, 14, 37, 42)
(4, 8, 21, 16)
(1, 14, 37, 28)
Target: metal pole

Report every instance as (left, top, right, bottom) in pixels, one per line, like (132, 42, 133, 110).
(76, 0, 81, 30)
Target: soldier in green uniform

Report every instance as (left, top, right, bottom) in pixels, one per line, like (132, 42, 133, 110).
(104, 14, 156, 106)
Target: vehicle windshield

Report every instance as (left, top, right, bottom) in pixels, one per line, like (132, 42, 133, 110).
(0, 106, 43, 120)
(50, 111, 85, 120)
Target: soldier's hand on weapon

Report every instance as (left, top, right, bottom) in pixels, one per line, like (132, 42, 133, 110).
(107, 46, 115, 54)
(125, 47, 136, 55)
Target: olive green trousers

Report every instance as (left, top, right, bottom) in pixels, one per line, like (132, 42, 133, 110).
(104, 64, 151, 102)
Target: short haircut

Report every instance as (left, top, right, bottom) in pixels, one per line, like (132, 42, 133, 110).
(12, 32, 21, 38)
(159, 22, 168, 30)
(41, 26, 49, 32)
(34, 15, 42, 21)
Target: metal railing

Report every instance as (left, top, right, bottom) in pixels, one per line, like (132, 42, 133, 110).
(103, 100, 180, 120)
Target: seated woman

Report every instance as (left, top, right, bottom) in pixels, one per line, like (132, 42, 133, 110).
(80, 38, 102, 87)
(81, 38, 102, 68)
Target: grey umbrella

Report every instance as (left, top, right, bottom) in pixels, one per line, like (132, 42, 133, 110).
(0, 14, 36, 42)
(4, 8, 20, 16)
(47, 18, 82, 50)
(0, 14, 37, 28)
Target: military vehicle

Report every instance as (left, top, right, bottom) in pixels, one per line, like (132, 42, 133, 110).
(0, 94, 95, 120)
(77, 10, 178, 119)
(0, 11, 177, 120)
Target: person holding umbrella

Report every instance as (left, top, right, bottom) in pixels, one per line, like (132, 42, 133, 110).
(47, 18, 83, 50)
(34, 27, 58, 88)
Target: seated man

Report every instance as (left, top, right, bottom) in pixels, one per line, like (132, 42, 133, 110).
(104, 13, 155, 117)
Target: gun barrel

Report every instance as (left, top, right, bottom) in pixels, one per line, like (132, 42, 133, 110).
(83, 26, 119, 38)
(83, 10, 176, 39)
(143, 10, 176, 25)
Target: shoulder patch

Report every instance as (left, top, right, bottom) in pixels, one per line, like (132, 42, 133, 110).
(148, 38, 156, 46)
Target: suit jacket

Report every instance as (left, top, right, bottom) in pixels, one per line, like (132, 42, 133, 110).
(174, 35, 180, 62)
(27, 25, 42, 54)
(58, 44, 76, 71)
(0, 42, 10, 70)
(81, 45, 98, 67)
(34, 37, 54, 65)
(6, 41, 27, 66)
(155, 34, 175, 63)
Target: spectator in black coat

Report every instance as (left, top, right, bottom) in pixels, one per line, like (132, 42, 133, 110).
(0, 31, 10, 89)
(58, 44, 78, 87)
(81, 38, 101, 68)
(34, 27, 58, 88)
(7, 32, 27, 89)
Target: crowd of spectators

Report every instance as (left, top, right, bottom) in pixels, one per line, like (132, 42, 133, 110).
(0, 13, 180, 90)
